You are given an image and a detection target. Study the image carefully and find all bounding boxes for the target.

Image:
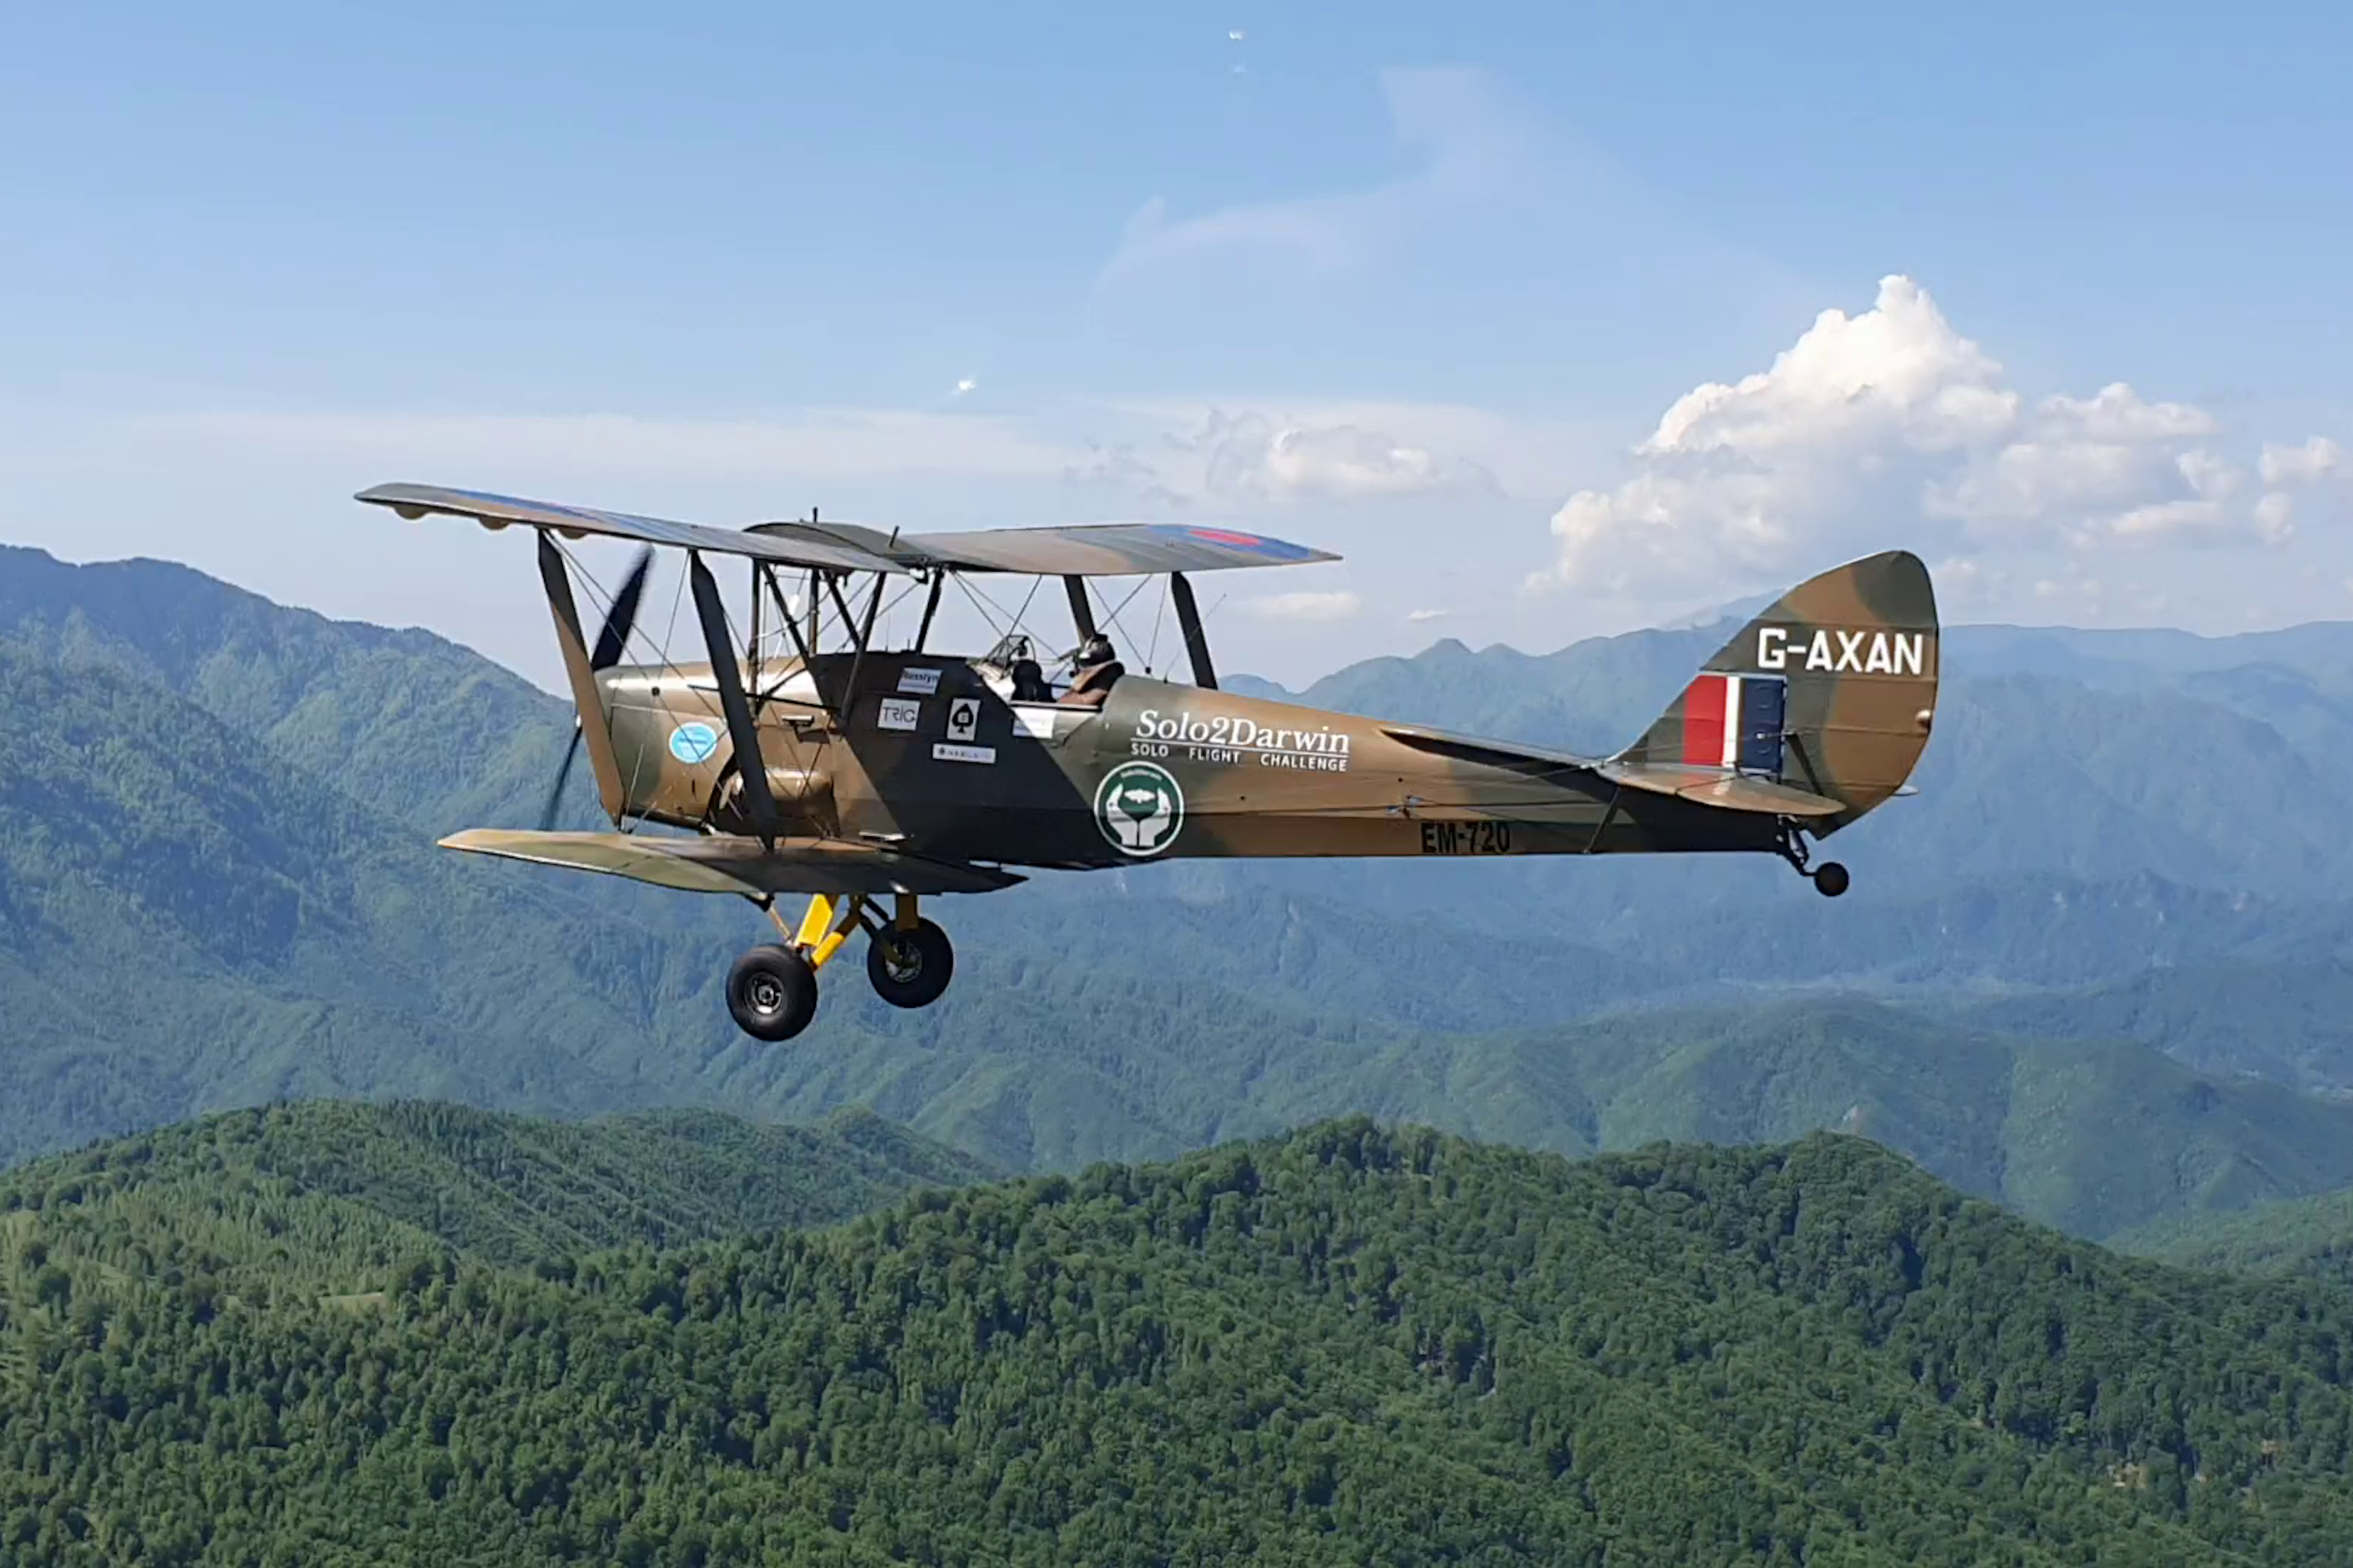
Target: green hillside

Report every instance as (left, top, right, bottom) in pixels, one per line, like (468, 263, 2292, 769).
(9, 1118, 2353, 1563)
(3, 594, 2352, 1238)
(2112, 1190, 2353, 1286)
(0, 638, 730, 1162)
(0, 1101, 991, 1290)
(1965, 961, 2353, 1093)
(1278, 998, 2353, 1240)
(14, 541, 2353, 1244)
(0, 544, 570, 834)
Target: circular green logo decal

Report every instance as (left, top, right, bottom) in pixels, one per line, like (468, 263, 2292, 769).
(1094, 760, 1184, 857)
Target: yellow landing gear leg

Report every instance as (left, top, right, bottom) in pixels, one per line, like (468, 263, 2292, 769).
(772, 893, 864, 970)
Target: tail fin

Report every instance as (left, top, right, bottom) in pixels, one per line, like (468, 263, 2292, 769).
(1617, 551, 1938, 833)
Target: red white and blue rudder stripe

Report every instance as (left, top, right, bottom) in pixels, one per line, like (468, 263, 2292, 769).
(1678, 673, 1787, 774)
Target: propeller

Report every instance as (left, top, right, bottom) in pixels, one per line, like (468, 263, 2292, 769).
(539, 547, 653, 830)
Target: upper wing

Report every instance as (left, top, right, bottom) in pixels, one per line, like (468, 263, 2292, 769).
(439, 828, 1025, 896)
(898, 521, 1339, 576)
(363, 484, 1336, 580)
(357, 483, 910, 575)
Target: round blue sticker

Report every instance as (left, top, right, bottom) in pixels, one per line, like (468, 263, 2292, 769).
(669, 721, 721, 765)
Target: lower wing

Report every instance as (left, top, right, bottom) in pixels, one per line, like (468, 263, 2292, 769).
(439, 829, 1025, 896)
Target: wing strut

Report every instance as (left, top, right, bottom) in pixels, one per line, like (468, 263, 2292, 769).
(1063, 575, 1097, 640)
(688, 551, 781, 846)
(839, 574, 884, 713)
(914, 573, 944, 652)
(1170, 572, 1218, 691)
(535, 531, 626, 824)
(760, 565, 835, 721)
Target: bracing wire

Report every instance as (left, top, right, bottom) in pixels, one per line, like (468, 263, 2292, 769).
(558, 540, 694, 834)
(1101, 574, 1153, 626)
(950, 572, 1014, 642)
(1144, 576, 1170, 677)
(1009, 575, 1043, 643)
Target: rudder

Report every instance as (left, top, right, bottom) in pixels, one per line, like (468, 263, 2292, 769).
(1618, 551, 1938, 833)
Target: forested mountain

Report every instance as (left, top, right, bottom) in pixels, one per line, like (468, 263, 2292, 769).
(0, 543, 567, 833)
(1962, 961, 2353, 1092)
(9, 1116, 2353, 1564)
(2113, 1190, 2353, 1287)
(0, 1100, 990, 1284)
(10, 542, 2353, 1238)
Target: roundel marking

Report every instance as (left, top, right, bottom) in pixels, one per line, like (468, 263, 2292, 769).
(1094, 760, 1185, 858)
(669, 720, 722, 765)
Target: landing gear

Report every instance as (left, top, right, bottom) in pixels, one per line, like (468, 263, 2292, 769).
(724, 892, 957, 1040)
(868, 917, 954, 1009)
(1776, 820, 1851, 899)
(727, 944, 819, 1041)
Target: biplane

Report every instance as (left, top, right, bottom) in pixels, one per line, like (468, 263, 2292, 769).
(357, 483, 1938, 1042)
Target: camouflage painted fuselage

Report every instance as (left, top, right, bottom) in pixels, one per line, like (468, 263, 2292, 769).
(597, 550, 1939, 873)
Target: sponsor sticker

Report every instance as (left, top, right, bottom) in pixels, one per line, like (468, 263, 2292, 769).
(947, 695, 981, 743)
(933, 743, 996, 765)
(877, 697, 921, 732)
(896, 667, 943, 695)
(1126, 708, 1352, 772)
(1095, 760, 1184, 857)
(668, 721, 721, 765)
(1014, 706, 1058, 741)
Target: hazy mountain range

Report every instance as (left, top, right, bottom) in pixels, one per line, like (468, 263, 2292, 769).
(7, 540, 2353, 1243)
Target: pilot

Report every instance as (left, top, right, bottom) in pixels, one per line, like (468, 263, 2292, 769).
(1059, 633, 1124, 708)
(1009, 653, 1051, 702)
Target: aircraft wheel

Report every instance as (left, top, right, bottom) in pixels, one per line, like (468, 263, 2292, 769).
(867, 918, 954, 1009)
(727, 944, 819, 1041)
(1812, 862, 1851, 898)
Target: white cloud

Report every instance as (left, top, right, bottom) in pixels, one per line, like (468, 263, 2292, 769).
(1406, 607, 1449, 622)
(1530, 275, 2343, 596)
(953, 377, 978, 397)
(1247, 590, 1363, 621)
(1062, 440, 1191, 507)
(2262, 436, 2344, 487)
(1104, 396, 1610, 499)
(1065, 407, 1500, 507)
(1177, 409, 1498, 502)
(2256, 491, 2298, 539)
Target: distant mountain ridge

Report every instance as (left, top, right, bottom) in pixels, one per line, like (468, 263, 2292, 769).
(0, 1100, 989, 1287)
(9, 542, 2353, 1243)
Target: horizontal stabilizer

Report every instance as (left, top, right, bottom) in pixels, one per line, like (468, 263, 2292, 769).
(439, 829, 1025, 896)
(1597, 763, 1845, 817)
(1381, 724, 1840, 817)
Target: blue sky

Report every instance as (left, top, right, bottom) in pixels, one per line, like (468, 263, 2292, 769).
(5, 2, 2349, 685)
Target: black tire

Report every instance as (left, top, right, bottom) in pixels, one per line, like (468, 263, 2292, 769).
(866, 918, 955, 1009)
(1812, 861, 1851, 898)
(727, 944, 819, 1041)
